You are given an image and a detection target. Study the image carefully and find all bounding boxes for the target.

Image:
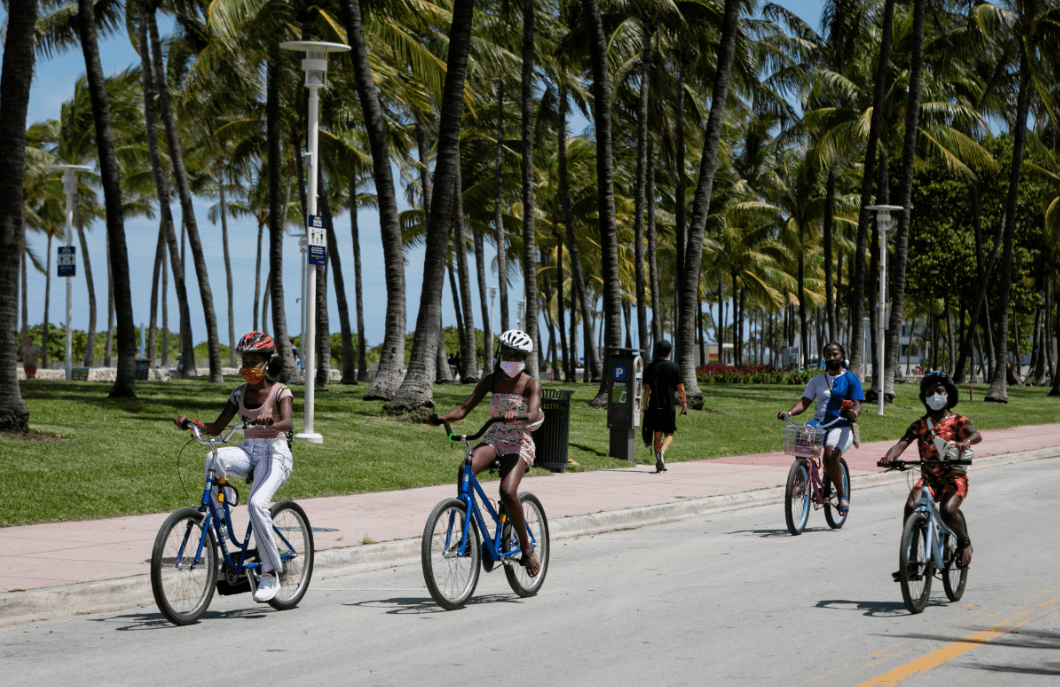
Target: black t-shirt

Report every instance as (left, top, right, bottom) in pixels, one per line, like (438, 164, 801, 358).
(644, 359, 681, 412)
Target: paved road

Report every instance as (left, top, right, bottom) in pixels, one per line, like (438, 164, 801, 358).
(4, 459, 1058, 686)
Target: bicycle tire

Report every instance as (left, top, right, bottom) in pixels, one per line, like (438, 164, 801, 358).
(941, 509, 968, 602)
(151, 507, 218, 625)
(899, 512, 934, 614)
(502, 493, 550, 597)
(267, 500, 315, 610)
(823, 458, 850, 529)
(422, 498, 481, 610)
(784, 460, 810, 535)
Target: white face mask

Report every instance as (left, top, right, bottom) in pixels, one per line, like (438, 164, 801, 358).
(500, 360, 525, 377)
(926, 393, 948, 411)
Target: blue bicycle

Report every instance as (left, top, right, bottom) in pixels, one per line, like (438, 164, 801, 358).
(888, 459, 971, 614)
(150, 421, 314, 625)
(422, 417, 550, 610)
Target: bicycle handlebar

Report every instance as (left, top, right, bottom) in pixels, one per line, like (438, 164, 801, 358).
(435, 416, 529, 444)
(182, 420, 255, 446)
(888, 459, 972, 471)
(781, 415, 845, 429)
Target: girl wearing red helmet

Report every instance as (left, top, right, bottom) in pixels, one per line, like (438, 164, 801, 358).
(174, 331, 294, 602)
(428, 329, 545, 576)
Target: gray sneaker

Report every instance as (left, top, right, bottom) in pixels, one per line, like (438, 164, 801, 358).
(655, 450, 667, 473)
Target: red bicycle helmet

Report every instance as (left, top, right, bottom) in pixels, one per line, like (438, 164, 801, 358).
(236, 331, 275, 355)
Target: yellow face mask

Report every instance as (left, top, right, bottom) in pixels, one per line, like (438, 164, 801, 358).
(241, 366, 266, 384)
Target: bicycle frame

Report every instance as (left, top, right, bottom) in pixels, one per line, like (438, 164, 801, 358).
(784, 417, 844, 509)
(177, 424, 300, 584)
(911, 482, 957, 571)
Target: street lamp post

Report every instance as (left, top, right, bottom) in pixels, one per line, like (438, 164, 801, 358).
(280, 40, 350, 444)
(865, 204, 903, 416)
(52, 164, 92, 380)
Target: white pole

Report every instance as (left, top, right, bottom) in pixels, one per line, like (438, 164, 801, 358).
(878, 215, 887, 416)
(64, 170, 75, 381)
(302, 80, 321, 441)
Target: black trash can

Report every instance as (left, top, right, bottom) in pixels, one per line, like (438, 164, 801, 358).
(532, 389, 575, 472)
(135, 358, 150, 381)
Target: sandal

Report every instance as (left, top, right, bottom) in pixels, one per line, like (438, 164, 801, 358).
(837, 498, 849, 516)
(519, 545, 535, 568)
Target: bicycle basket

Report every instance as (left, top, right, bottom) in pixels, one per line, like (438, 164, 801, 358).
(783, 424, 826, 458)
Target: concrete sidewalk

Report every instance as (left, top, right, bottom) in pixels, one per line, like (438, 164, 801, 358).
(2, 423, 1058, 625)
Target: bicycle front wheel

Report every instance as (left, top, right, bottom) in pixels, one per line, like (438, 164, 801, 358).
(503, 493, 550, 597)
(823, 458, 850, 529)
(267, 500, 315, 610)
(784, 460, 810, 535)
(422, 499, 481, 610)
(942, 510, 968, 602)
(151, 508, 218, 625)
(899, 512, 934, 614)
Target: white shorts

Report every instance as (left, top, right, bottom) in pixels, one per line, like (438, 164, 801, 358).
(824, 425, 854, 454)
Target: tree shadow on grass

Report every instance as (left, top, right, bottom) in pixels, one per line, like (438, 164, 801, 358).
(568, 443, 609, 457)
(348, 593, 520, 615)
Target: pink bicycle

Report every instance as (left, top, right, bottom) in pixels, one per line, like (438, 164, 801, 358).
(781, 417, 849, 535)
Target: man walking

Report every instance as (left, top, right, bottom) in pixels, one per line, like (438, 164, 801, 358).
(22, 335, 43, 379)
(642, 340, 687, 473)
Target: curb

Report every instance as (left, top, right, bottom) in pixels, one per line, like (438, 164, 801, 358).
(3, 445, 1056, 627)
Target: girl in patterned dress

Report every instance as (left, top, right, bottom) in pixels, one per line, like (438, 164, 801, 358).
(429, 330, 545, 576)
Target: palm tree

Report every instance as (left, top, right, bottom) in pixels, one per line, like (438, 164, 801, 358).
(385, 0, 477, 412)
(76, 0, 137, 397)
(339, 0, 408, 400)
(521, 0, 540, 378)
(453, 150, 480, 382)
(582, 0, 624, 407)
(145, 7, 224, 383)
(0, 0, 39, 432)
(679, 0, 743, 409)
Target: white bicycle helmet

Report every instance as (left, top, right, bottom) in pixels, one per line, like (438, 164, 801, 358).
(499, 329, 533, 355)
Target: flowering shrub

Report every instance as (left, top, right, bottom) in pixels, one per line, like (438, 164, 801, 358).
(695, 364, 818, 385)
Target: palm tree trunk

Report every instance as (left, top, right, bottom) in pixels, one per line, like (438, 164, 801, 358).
(261, 271, 271, 335)
(985, 53, 1031, 402)
(43, 234, 52, 368)
(139, 12, 192, 376)
(264, 45, 301, 385)
(147, 221, 165, 366)
(0, 0, 36, 431)
(556, 233, 570, 380)
(520, 0, 539, 378)
(383, 0, 476, 411)
(678, 0, 741, 408)
(474, 227, 493, 366)
(558, 80, 602, 381)
(104, 240, 114, 367)
(884, 0, 926, 399)
(448, 245, 466, 357)
(314, 256, 331, 392)
(454, 155, 479, 383)
(350, 178, 367, 383)
(78, 0, 135, 396)
(633, 25, 652, 359)
(253, 220, 264, 331)
(320, 172, 356, 385)
(339, 0, 407, 400)
(582, 0, 623, 407)
(216, 160, 236, 367)
(823, 169, 837, 343)
(798, 227, 808, 369)
(647, 143, 662, 344)
(20, 235, 27, 350)
(74, 204, 97, 366)
(868, 151, 888, 398)
(494, 80, 509, 333)
(849, 0, 898, 379)
(147, 9, 222, 383)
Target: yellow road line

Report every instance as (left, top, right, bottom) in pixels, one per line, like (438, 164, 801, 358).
(854, 593, 1060, 687)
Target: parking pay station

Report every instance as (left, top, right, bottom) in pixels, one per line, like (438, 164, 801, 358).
(606, 347, 643, 463)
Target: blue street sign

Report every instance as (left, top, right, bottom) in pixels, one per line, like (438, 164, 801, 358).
(308, 245, 327, 266)
(612, 364, 627, 381)
(307, 215, 327, 266)
(58, 246, 76, 277)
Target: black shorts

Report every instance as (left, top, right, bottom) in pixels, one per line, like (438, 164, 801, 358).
(646, 409, 677, 434)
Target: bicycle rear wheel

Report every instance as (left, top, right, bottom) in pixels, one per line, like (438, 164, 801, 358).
(267, 500, 315, 610)
(422, 499, 481, 610)
(823, 458, 850, 529)
(942, 510, 968, 602)
(899, 513, 934, 614)
(784, 460, 810, 535)
(151, 508, 218, 625)
(502, 493, 550, 597)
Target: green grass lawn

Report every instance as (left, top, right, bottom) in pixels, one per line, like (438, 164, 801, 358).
(3, 378, 1058, 526)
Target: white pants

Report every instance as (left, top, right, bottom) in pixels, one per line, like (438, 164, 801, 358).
(824, 425, 854, 454)
(204, 438, 293, 574)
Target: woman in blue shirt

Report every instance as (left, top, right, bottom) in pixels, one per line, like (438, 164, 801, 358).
(777, 342, 863, 515)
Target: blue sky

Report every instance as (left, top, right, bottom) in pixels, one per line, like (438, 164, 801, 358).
(4, 1, 825, 357)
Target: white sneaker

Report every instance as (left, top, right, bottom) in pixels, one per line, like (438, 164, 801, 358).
(253, 573, 279, 602)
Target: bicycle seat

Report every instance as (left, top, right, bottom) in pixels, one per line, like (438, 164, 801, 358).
(488, 458, 503, 474)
